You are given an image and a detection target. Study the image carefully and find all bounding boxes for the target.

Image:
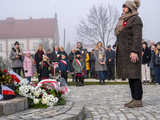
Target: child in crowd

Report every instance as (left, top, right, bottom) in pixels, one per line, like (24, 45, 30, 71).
(23, 51, 34, 83)
(39, 55, 51, 80)
(58, 53, 70, 83)
(72, 51, 85, 86)
(153, 42, 160, 85)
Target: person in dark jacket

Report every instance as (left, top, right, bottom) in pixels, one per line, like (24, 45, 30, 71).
(153, 42, 160, 85)
(35, 44, 45, 81)
(76, 42, 87, 78)
(141, 42, 151, 83)
(72, 51, 85, 86)
(58, 53, 70, 83)
(106, 45, 116, 80)
(9, 41, 23, 76)
(39, 55, 51, 80)
(59, 47, 68, 60)
(68, 49, 76, 81)
(46, 49, 52, 63)
(51, 46, 61, 62)
(150, 44, 156, 83)
(90, 49, 97, 78)
(115, 0, 143, 108)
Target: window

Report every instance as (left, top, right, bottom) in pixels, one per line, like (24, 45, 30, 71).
(33, 42, 39, 51)
(0, 43, 2, 52)
(19, 43, 24, 50)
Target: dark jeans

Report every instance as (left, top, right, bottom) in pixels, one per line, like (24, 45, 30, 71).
(90, 70, 97, 78)
(36, 65, 41, 81)
(107, 64, 115, 80)
(98, 71, 105, 81)
(150, 68, 155, 82)
(129, 79, 143, 100)
(155, 66, 160, 84)
(26, 77, 31, 83)
(75, 75, 84, 85)
(61, 72, 68, 83)
(12, 68, 22, 76)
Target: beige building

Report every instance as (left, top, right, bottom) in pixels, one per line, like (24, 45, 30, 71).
(0, 16, 59, 60)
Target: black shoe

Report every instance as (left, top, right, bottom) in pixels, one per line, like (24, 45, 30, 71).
(76, 82, 80, 86)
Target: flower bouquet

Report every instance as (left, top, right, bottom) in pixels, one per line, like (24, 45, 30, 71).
(18, 78, 70, 108)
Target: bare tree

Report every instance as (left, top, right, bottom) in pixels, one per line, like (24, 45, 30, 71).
(77, 4, 119, 47)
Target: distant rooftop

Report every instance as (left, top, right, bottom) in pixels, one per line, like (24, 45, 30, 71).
(0, 17, 58, 39)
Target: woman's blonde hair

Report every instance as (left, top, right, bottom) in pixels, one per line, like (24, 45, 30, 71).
(95, 41, 104, 50)
(36, 44, 45, 53)
(60, 47, 64, 51)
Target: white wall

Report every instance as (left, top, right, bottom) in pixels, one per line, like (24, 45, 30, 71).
(0, 39, 7, 59)
(0, 37, 56, 59)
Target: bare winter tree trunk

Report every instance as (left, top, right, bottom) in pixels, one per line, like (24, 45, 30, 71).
(77, 4, 119, 47)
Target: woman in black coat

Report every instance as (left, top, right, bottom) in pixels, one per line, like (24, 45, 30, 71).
(115, 0, 143, 108)
(35, 44, 45, 81)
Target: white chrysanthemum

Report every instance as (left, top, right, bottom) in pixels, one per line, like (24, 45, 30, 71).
(49, 96, 55, 102)
(54, 97, 59, 103)
(33, 98, 39, 104)
(34, 91, 40, 97)
(41, 98, 47, 104)
(47, 102, 54, 106)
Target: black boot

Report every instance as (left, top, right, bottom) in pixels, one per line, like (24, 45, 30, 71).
(102, 80, 105, 85)
(99, 80, 103, 85)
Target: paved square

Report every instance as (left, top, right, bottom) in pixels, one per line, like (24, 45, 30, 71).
(1, 85, 160, 120)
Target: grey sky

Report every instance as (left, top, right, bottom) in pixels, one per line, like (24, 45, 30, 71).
(0, 0, 159, 47)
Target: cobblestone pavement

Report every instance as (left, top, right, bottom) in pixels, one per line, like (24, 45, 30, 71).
(69, 85, 160, 120)
(1, 84, 160, 120)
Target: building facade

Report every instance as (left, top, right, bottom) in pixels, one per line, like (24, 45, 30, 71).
(0, 16, 59, 60)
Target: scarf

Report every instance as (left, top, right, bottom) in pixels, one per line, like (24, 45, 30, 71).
(115, 11, 138, 36)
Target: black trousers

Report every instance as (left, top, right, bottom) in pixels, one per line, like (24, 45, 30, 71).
(129, 79, 143, 100)
(107, 64, 115, 80)
(75, 76, 84, 85)
(61, 72, 68, 83)
(12, 68, 22, 76)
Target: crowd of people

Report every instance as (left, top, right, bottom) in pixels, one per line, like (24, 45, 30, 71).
(9, 40, 160, 86)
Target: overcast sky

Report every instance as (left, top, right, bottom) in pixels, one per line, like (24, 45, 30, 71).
(0, 0, 159, 47)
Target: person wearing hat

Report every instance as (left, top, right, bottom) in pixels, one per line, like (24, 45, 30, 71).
(23, 51, 34, 83)
(115, 0, 143, 108)
(72, 50, 85, 86)
(9, 41, 23, 76)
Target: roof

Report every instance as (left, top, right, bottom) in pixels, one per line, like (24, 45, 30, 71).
(0, 17, 57, 39)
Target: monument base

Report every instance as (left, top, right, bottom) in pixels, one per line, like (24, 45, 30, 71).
(0, 97, 28, 116)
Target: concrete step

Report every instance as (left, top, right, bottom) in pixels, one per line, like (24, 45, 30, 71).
(0, 97, 28, 116)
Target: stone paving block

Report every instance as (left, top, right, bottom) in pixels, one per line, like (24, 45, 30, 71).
(0, 97, 28, 116)
(4, 102, 16, 115)
(1, 85, 160, 120)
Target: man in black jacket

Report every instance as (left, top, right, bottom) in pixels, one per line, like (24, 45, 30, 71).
(142, 42, 151, 83)
(106, 45, 116, 80)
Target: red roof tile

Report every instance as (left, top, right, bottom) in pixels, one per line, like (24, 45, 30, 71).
(0, 18, 57, 39)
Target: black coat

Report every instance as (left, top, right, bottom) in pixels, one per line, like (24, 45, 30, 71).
(89, 52, 96, 71)
(153, 51, 160, 67)
(35, 50, 44, 65)
(50, 50, 61, 62)
(116, 15, 143, 79)
(106, 50, 116, 65)
(68, 52, 75, 72)
(39, 61, 50, 78)
(142, 47, 151, 64)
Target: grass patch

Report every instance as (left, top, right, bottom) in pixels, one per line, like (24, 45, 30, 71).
(67, 81, 129, 86)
